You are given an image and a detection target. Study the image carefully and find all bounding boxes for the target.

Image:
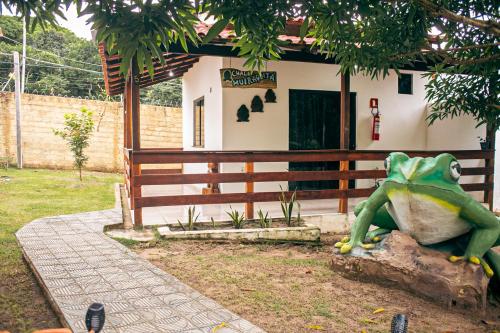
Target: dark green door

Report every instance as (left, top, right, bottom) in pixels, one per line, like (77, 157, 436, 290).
(289, 89, 356, 190)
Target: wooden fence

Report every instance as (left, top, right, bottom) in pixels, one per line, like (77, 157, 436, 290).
(123, 149, 494, 226)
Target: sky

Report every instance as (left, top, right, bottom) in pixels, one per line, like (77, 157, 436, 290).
(3, 4, 93, 40)
(56, 5, 93, 40)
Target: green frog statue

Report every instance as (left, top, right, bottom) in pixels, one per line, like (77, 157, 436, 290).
(335, 152, 500, 278)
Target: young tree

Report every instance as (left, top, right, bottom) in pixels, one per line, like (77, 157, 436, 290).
(53, 107, 94, 181)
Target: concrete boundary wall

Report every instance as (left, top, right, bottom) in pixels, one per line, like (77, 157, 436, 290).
(0, 92, 182, 172)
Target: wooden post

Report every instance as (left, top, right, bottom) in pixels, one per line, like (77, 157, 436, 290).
(13, 51, 23, 169)
(130, 59, 142, 227)
(338, 73, 351, 213)
(484, 126, 496, 210)
(245, 161, 254, 220)
(124, 72, 135, 207)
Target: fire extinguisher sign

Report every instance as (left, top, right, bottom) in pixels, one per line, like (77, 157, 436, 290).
(370, 98, 380, 141)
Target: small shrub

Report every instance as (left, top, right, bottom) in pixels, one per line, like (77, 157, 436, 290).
(257, 209, 272, 228)
(226, 206, 246, 229)
(279, 185, 298, 226)
(53, 107, 94, 181)
(177, 206, 200, 231)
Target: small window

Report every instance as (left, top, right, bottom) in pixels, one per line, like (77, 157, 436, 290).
(398, 73, 413, 95)
(193, 97, 204, 147)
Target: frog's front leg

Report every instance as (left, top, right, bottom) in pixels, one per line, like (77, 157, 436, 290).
(450, 199, 500, 278)
(337, 186, 389, 254)
(353, 200, 398, 242)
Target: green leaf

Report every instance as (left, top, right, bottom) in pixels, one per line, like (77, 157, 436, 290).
(203, 18, 229, 44)
(299, 17, 309, 40)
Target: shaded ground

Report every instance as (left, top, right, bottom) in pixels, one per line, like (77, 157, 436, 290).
(0, 168, 120, 333)
(134, 235, 500, 333)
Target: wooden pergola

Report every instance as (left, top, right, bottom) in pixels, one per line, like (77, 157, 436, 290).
(99, 21, 495, 226)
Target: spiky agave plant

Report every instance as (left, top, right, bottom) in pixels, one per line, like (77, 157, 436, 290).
(177, 206, 200, 231)
(257, 209, 272, 228)
(279, 186, 297, 226)
(226, 206, 246, 229)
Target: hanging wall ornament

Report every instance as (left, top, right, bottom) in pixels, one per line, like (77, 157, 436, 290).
(264, 89, 277, 103)
(251, 95, 264, 112)
(237, 104, 250, 122)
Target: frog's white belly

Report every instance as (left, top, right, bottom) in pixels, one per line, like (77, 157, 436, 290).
(386, 190, 471, 245)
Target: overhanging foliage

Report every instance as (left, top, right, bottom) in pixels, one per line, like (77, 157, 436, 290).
(1, 0, 498, 129)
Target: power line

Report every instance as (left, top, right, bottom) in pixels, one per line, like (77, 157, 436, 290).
(0, 35, 102, 68)
(0, 52, 103, 74)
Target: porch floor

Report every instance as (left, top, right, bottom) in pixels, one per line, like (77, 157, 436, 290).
(140, 185, 363, 226)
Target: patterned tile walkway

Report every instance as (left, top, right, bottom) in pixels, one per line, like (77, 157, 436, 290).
(16, 209, 264, 333)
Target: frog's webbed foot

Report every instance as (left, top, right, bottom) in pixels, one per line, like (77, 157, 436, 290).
(448, 255, 494, 278)
(334, 236, 350, 248)
(366, 228, 391, 243)
(334, 237, 375, 254)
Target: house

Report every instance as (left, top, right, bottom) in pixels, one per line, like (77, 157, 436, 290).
(98, 21, 495, 226)
(182, 56, 485, 193)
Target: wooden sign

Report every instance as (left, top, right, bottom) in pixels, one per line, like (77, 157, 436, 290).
(220, 68, 277, 88)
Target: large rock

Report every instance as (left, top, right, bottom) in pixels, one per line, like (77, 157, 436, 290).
(330, 231, 490, 311)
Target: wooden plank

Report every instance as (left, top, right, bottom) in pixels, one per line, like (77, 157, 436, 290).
(245, 162, 254, 219)
(462, 182, 493, 192)
(135, 166, 491, 186)
(135, 169, 383, 186)
(135, 182, 492, 208)
(141, 169, 182, 175)
(131, 149, 493, 164)
(106, 53, 196, 71)
(135, 189, 344, 208)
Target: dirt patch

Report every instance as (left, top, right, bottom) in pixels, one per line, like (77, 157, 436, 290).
(135, 235, 500, 333)
(0, 260, 60, 333)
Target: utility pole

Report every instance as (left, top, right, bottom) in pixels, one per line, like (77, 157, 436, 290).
(13, 51, 23, 169)
(21, 17, 27, 92)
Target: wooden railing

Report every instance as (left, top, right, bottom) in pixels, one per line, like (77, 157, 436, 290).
(124, 149, 495, 226)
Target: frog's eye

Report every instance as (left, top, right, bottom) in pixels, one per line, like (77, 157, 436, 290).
(384, 157, 391, 176)
(449, 161, 461, 181)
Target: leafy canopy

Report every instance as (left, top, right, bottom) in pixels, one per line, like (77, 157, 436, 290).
(2, 0, 498, 129)
(1, 15, 181, 106)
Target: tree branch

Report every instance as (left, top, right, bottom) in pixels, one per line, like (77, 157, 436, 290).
(415, 0, 500, 37)
(390, 42, 500, 61)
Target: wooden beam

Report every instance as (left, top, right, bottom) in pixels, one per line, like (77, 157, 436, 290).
(135, 189, 344, 208)
(131, 149, 494, 164)
(130, 58, 142, 227)
(134, 166, 491, 186)
(339, 73, 351, 214)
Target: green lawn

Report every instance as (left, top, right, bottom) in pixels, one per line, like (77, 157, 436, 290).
(0, 168, 121, 333)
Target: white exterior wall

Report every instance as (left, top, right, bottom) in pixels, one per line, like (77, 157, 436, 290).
(182, 56, 224, 181)
(183, 56, 486, 196)
(220, 57, 428, 193)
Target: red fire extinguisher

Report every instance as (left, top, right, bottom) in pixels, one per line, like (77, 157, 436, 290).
(370, 98, 380, 141)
